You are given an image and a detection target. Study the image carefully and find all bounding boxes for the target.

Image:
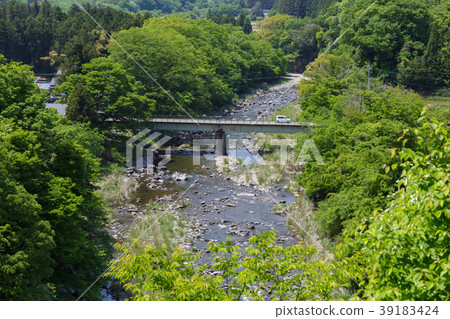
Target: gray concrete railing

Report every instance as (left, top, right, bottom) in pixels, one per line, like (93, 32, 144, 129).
(151, 118, 309, 126)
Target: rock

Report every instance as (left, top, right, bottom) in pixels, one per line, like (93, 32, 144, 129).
(171, 172, 188, 181)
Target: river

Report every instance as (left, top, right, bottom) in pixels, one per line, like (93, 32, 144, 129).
(105, 75, 302, 298)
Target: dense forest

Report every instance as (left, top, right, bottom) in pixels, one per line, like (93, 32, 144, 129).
(259, 0, 450, 89)
(274, 0, 338, 18)
(54, 16, 289, 121)
(0, 0, 150, 73)
(14, 0, 273, 16)
(0, 54, 111, 300)
(106, 0, 449, 301)
(0, 0, 449, 301)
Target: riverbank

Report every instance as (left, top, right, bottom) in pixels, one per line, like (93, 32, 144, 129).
(100, 74, 328, 299)
(102, 74, 303, 244)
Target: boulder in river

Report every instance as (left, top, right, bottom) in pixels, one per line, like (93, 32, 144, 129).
(171, 172, 188, 181)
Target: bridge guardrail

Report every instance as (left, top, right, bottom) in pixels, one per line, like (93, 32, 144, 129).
(151, 118, 310, 126)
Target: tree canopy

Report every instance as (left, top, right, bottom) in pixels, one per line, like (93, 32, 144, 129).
(0, 55, 112, 300)
(106, 16, 290, 114)
(340, 115, 450, 300)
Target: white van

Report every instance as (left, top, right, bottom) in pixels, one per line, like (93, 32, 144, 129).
(276, 115, 291, 123)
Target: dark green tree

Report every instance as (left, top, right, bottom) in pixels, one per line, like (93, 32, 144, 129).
(243, 17, 253, 34)
(59, 35, 99, 81)
(236, 10, 246, 26)
(65, 82, 99, 124)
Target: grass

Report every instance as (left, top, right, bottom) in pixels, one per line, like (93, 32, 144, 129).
(422, 97, 450, 123)
(127, 202, 186, 253)
(423, 96, 450, 107)
(264, 100, 303, 123)
(97, 163, 136, 206)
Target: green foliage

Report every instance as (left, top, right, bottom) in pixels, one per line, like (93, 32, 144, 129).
(102, 0, 243, 16)
(107, 230, 354, 300)
(397, 2, 450, 89)
(315, 0, 448, 91)
(56, 57, 155, 125)
(0, 55, 112, 300)
(108, 16, 290, 114)
(293, 54, 423, 239)
(0, 119, 56, 300)
(259, 14, 320, 71)
(0, 1, 148, 73)
(340, 116, 450, 300)
(65, 82, 99, 124)
(274, 0, 337, 18)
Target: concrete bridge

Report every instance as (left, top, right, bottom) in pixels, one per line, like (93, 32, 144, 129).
(149, 117, 311, 155)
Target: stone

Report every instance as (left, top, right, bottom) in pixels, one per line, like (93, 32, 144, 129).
(171, 172, 188, 181)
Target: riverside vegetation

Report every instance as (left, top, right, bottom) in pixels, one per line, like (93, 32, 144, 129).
(0, 2, 289, 299)
(0, 0, 449, 301)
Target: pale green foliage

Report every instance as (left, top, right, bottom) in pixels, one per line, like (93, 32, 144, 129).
(294, 54, 423, 239)
(107, 230, 354, 300)
(99, 164, 135, 205)
(340, 115, 450, 300)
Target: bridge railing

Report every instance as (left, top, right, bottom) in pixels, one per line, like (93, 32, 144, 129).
(152, 114, 253, 121)
(151, 115, 311, 126)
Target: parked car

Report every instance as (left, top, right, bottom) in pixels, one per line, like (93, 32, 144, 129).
(276, 115, 291, 123)
(46, 96, 58, 103)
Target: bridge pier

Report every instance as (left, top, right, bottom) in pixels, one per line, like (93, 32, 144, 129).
(214, 129, 227, 156)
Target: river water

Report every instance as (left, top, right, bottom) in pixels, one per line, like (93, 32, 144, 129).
(107, 75, 302, 293)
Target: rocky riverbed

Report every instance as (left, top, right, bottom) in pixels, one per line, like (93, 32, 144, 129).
(108, 74, 303, 257)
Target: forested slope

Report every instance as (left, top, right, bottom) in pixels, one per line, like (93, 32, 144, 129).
(0, 55, 111, 300)
(0, 0, 149, 73)
(259, 0, 450, 89)
(274, 0, 337, 18)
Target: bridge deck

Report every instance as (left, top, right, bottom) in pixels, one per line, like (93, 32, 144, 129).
(150, 118, 311, 134)
(152, 118, 304, 126)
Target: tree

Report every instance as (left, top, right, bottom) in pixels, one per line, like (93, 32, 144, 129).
(294, 54, 423, 238)
(397, 2, 450, 89)
(107, 230, 354, 300)
(250, 1, 264, 20)
(56, 57, 155, 125)
(107, 16, 289, 114)
(0, 55, 112, 300)
(0, 119, 56, 300)
(242, 17, 253, 34)
(274, 0, 338, 18)
(340, 115, 450, 300)
(59, 35, 99, 81)
(65, 82, 99, 124)
(236, 10, 246, 26)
